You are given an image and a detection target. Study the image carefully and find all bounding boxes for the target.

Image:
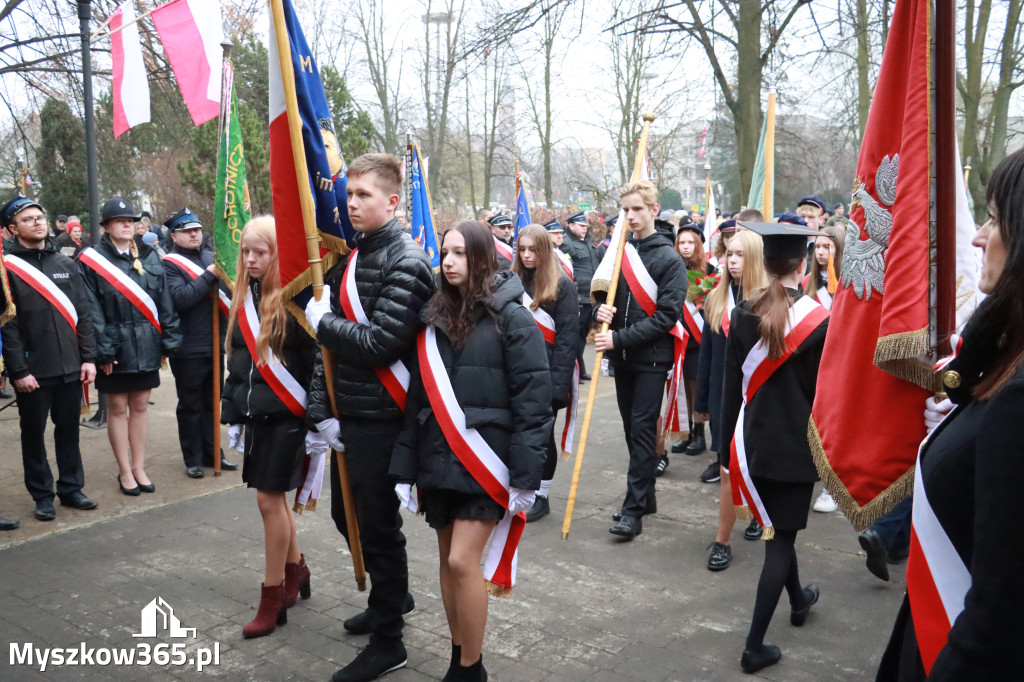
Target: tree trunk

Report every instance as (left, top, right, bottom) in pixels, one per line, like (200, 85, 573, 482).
(855, 0, 871, 137)
(543, 16, 554, 206)
(732, 0, 763, 202)
(960, 0, 991, 223)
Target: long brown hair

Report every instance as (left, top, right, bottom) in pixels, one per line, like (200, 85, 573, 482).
(704, 230, 767, 334)
(426, 220, 498, 348)
(807, 224, 845, 291)
(675, 227, 707, 273)
(751, 257, 805, 359)
(226, 216, 288, 365)
(512, 223, 561, 310)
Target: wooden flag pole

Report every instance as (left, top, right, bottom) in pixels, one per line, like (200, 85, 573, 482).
(934, 0, 956, 358)
(269, 0, 366, 591)
(561, 111, 656, 541)
(762, 87, 777, 220)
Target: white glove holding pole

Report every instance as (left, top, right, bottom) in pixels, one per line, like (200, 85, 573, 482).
(304, 285, 332, 333)
(315, 418, 345, 452)
(924, 396, 954, 435)
(394, 483, 418, 513)
(304, 431, 329, 458)
(228, 424, 244, 453)
(507, 487, 536, 516)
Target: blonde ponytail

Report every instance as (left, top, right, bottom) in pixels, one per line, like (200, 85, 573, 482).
(129, 238, 144, 275)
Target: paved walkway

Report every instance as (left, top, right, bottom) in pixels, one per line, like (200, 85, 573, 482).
(0, 365, 903, 680)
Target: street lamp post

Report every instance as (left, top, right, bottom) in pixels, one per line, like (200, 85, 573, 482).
(78, 1, 99, 238)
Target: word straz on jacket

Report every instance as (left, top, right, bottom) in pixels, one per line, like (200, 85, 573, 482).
(162, 252, 231, 315)
(237, 287, 306, 419)
(79, 247, 161, 331)
(3, 254, 78, 332)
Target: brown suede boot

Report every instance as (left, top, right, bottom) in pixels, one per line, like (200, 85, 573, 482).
(242, 582, 287, 639)
(284, 554, 311, 608)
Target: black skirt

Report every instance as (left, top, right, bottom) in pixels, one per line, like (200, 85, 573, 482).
(241, 415, 306, 492)
(422, 489, 505, 531)
(749, 476, 814, 532)
(95, 369, 160, 394)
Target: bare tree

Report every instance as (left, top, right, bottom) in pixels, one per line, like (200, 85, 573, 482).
(421, 0, 468, 195)
(351, 0, 408, 154)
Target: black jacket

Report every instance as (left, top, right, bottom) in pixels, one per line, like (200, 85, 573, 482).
(163, 245, 230, 357)
(695, 281, 737, 451)
(591, 230, 687, 370)
(1, 239, 97, 381)
(221, 280, 317, 424)
(81, 234, 181, 372)
(389, 271, 552, 493)
(560, 229, 603, 305)
(719, 291, 828, 482)
(520, 271, 578, 407)
(308, 220, 436, 423)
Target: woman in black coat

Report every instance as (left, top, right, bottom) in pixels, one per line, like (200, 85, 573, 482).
(511, 223, 578, 522)
(81, 199, 180, 496)
(220, 217, 320, 639)
(390, 221, 551, 682)
(876, 148, 1024, 681)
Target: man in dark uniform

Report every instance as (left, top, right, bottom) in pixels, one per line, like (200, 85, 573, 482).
(487, 213, 514, 270)
(0, 195, 99, 522)
(162, 208, 237, 478)
(560, 211, 602, 380)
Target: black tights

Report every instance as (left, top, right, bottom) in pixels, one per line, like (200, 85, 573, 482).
(745, 528, 807, 650)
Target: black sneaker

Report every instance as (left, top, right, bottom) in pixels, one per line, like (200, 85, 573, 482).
(654, 455, 669, 478)
(331, 640, 407, 682)
(699, 461, 721, 483)
(707, 541, 732, 571)
(743, 518, 763, 541)
(525, 495, 550, 522)
(343, 594, 415, 635)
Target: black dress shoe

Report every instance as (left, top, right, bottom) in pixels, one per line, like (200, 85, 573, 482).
(670, 438, 690, 454)
(59, 491, 98, 510)
(204, 451, 239, 470)
(332, 640, 407, 682)
(684, 423, 706, 456)
(34, 499, 56, 521)
(743, 518, 762, 541)
(612, 494, 656, 522)
(858, 528, 890, 581)
(343, 593, 416, 635)
(138, 482, 155, 493)
(790, 584, 820, 626)
(525, 495, 550, 522)
(0, 516, 19, 531)
(186, 466, 205, 479)
(0, 388, 12, 399)
(609, 514, 642, 539)
(740, 644, 781, 673)
(707, 541, 732, 571)
(117, 475, 141, 496)
(580, 373, 592, 382)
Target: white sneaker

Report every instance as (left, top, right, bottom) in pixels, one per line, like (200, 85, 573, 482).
(813, 489, 838, 513)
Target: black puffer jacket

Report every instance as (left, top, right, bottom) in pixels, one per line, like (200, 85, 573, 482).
(560, 229, 602, 304)
(591, 229, 686, 370)
(221, 280, 317, 424)
(1, 239, 96, 381)
(308, 220, 436, 423)
(519, 270, 578, 407)
(163, 245, 230, 357)
(81, 234, 181, 371)
(389, 271, 552, 493)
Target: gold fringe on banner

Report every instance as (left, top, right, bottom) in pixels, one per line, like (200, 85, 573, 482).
(874, 327, 934, 390)
(808, 416, 915, 531)
(279, 248, 342, 305)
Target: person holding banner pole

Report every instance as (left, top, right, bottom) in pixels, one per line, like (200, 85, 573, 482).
(390, 221, 551, 682)
(81, 198, 181, 497)
(511, 223, 578, 522)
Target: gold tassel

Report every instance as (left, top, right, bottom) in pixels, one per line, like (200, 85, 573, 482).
(735, 504, 753, 520)
(306, 498, 318, 512)
(826, 252, 838, 295)
(485, 581, 513, 598)
(292, 501, 304, 513)
(560, 450, 572, 462)
(761, 525, 775, 541)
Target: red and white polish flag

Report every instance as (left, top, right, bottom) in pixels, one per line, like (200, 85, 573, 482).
(151, 0, 224, 126)
(110, 0, 150, 138)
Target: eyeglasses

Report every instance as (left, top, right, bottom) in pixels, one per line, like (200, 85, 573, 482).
(17, 214, 46, 225)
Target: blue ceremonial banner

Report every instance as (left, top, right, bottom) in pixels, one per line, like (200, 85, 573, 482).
(514, 172, 531, 241)
(409, 143, 440, 269)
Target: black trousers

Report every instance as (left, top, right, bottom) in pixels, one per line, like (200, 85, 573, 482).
(332, 418, 408, 643)
(613, 366, 667, 516)
(542, 406, 562, 481)
(576, 303, 593, 375)
(16, 377, 85, 502)
(169, 356, 217, 468)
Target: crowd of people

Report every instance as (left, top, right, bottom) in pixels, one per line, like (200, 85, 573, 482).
(1, 146, 1022, 680)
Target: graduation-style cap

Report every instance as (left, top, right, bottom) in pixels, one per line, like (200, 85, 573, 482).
(544, 220, 564, 233)
(738, 221, 820, 259)
(488, 213, 512, 227)
(567, 211, 587, 225)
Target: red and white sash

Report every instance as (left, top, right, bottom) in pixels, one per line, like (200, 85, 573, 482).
(619, 244, 689, 442)
(80, 247, 161, 331)
(728, 296, 829, 539)
(555, 249, 574, 280)
(721, 285, 736, 337)
(418, 325, 526, 594)
(162, 252, 231, 316)
(801, 274, 833, 311)
(337, 249, 411, 411)
(681, 300, 703, 346)
(522, 291, 579, 456)
(3, 254, 78, 333)
(493, 236, 514, 263)
(237, 288, 306, 418)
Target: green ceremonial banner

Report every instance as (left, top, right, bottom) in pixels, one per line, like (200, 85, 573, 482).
(213, 86, 251, 288)
(747, 114, 769, 213)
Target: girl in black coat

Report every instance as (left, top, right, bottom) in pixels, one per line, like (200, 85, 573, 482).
(221, 217, 320, 639)
(719, 223, 829, 674)
(512, 223, 578, 523)
(81, 200, 180, 496)
(876, 148, 1024, 681)
(390, 221, 551, 682)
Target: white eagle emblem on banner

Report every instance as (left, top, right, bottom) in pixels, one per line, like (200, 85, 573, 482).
(842, 154, 899, 300)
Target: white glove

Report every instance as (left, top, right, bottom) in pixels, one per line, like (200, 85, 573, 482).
(228, 424, 244, 453)
(394, 483, 418, 513)
(304, 285, 332, 333)
(305, 431, 329, 458)
(508, 487, 536, 516)
(924, 396, 954, 435)
(315, 418, 344, 451)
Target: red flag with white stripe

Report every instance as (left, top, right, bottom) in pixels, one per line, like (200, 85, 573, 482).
(151, 0, 224, 126)
(110, 1, 150, 138)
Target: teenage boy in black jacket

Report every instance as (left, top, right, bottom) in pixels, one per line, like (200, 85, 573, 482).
(0, 195, 98, 522)
(593, 180, 687, 540)
(304, 154, 435, 682)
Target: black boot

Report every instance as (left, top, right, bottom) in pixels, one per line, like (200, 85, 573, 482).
(83, 393, 107, 429)
(684, 422, 706, 456)
(671, 421, 694, 453)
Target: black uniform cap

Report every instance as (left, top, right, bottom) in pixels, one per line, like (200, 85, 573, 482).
(100, 198, 140, 225)
(164, 208, 203, 232)
(488, 213, 512, 227)
(544, 221, 563, 233)
(678, 222, 704, 243)
(604, 214, 618, 228)
(1, 195, 43, 227)
(567, 211, 587, 225)
(738, 221, 820, 260)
